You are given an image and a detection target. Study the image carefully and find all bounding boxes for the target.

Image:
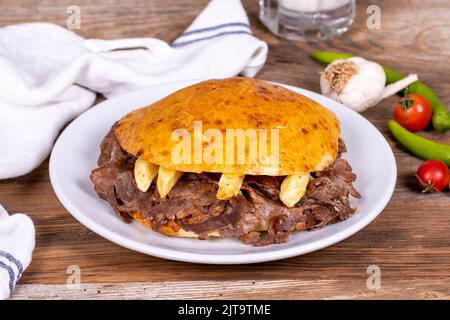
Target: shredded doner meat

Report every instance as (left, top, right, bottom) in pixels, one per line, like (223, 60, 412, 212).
(90, 126, 361, 246)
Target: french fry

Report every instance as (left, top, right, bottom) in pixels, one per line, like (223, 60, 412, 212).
(279, 174, 310, 208)
(134, 157, 158, 192)
(157, 166, 183, 198)
(216, 174, 245, 200)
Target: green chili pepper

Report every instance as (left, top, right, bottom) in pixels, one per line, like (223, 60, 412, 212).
(388, 120, 450, 166)
(311, 51, 352, 63)
(312, 51, 450, 132)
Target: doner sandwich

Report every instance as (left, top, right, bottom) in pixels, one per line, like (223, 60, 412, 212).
(91, 78, 360, 246)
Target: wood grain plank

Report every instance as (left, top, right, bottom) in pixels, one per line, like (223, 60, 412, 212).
(11, 279, 450, 300)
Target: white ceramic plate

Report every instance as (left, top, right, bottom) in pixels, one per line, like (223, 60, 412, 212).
(50, 80, 396, 264)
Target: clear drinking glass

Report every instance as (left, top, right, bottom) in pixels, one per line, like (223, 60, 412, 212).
(259, 0, 356, 41)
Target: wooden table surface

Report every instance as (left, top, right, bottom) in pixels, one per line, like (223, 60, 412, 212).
(1, 0, 450, 300)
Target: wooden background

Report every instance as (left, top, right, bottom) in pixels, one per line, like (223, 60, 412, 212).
(1, 0, 450, 299)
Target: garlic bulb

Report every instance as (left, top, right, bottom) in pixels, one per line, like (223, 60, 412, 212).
(320, 57, 418, 113)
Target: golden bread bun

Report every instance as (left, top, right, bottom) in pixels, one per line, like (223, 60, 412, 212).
(115, 78, 340, 175)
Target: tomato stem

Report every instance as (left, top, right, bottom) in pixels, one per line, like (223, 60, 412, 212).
(400, 87, 414, 111)
(415, 174, 439, 193)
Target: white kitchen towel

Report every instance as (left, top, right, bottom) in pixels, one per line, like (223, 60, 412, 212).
(0, 0, 268, 179)
(0, 204, 35, 300)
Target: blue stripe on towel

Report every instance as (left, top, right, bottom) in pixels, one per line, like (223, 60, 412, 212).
(0, 251, 24, 277)
(172, 30, 252, 48)
(0, 261, 15, 293)
(179, 22, 250, 37)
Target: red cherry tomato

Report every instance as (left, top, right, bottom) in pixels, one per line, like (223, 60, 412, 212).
(416, 160, 449, 192)
(394, 93, 432, 132)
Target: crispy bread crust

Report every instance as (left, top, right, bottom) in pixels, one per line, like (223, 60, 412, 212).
(115, 78, 340, 176)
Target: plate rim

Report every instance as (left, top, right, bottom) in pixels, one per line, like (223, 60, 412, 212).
(49, 79, 397, 265)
